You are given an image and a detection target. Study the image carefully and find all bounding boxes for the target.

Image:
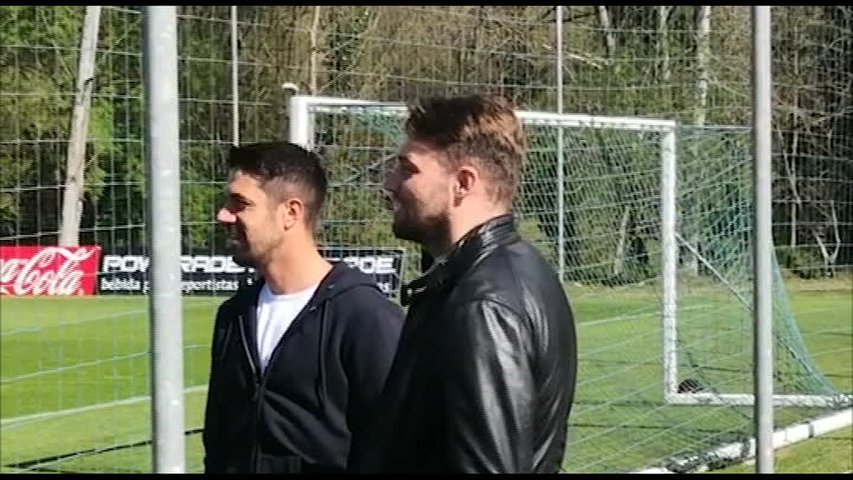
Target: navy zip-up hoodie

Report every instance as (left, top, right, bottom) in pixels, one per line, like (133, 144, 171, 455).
(202, 262, 405, 473)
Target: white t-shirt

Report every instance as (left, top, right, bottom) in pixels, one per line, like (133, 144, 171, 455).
(255, 282, 319, 372)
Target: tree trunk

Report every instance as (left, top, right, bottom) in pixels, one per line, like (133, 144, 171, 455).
(693, 6, 711, 126)
(59, 6, 101, 247)
(776, 37, 803, 263)
(308, 6, 323, 95)
(684, 5, 712, 276)
(597, 6, 617, 60)
(813, 200, 840, 277)
(781, 129, 802, 252)
(657, 6, 671, 83)
(612, 206, 631, 277)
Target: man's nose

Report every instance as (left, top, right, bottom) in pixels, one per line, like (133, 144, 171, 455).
(217, 207, 236, 224)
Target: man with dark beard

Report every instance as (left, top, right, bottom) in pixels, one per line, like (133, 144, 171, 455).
(349, 96, 578, 473)
(202, 142, 404, 473)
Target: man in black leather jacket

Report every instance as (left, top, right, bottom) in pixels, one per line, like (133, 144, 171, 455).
(349, 95, 577, 473)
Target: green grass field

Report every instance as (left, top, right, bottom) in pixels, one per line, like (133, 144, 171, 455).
(1, 277, 850, 473)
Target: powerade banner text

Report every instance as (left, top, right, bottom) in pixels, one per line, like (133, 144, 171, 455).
(98, 247, 406, 298)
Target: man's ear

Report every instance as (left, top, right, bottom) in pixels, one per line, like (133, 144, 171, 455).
(454, 165, 479, 200)
(281, 197, 305, 230)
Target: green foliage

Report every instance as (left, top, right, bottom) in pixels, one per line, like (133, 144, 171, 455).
(0, 5, 850, 272)
(181, 144, 228, 250)
(776, 245, 831, 279)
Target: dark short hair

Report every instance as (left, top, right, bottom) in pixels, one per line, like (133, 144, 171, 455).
(405, 94, 526, 207)
(227, 141, 328, 225)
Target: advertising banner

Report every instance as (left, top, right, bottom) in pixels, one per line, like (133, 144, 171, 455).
(98, 247, 406, 298)
(0, 245, 102, 296)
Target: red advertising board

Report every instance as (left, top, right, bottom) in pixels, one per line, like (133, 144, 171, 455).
(0, 245, 102, 296)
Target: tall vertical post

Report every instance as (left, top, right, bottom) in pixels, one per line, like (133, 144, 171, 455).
(555, 5, 566, 282)
(231, 5, 240, 146)
(288, 95, 312, 148)
(142, 6, 185, 473)
(752, 5, 774, 473)
(660, 129, 678, 401)
(59, 6, 102, 247)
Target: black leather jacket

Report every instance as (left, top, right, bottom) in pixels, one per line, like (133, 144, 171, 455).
(350, 214, 577, 473)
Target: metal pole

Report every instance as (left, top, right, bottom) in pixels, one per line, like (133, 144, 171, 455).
(142, 6, 186, 473)
(231, 5, 240, 146)
(556, 5, 566, 282)
(288, 95, 312, 148)
(752, 5, 774, 474)
(660, 130, 678, 401)
(281, 82, 301, 141)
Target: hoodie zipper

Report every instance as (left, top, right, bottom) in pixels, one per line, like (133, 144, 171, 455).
(237, 313, 262, 471)
(238, 314, 260, 381)
(240, 272, 342, 472)
(244, 299, 323, 472)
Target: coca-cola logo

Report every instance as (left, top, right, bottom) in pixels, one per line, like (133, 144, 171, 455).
(0, 246, 102, 296)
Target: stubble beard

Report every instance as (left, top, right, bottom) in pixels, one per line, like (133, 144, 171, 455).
(391, 203, 450, 252)
(231, 248, 256, 269)
(231, 233, 278, 270)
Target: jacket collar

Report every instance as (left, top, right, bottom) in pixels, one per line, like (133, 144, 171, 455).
(235, 262, 362, 311)
(401, 213, 520, 306)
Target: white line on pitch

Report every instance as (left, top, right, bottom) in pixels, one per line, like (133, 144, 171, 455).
(578, 304, 710, 328)
(0, 385, 209, 429)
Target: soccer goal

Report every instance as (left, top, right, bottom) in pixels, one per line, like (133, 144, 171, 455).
(286, 95, 851, 472)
